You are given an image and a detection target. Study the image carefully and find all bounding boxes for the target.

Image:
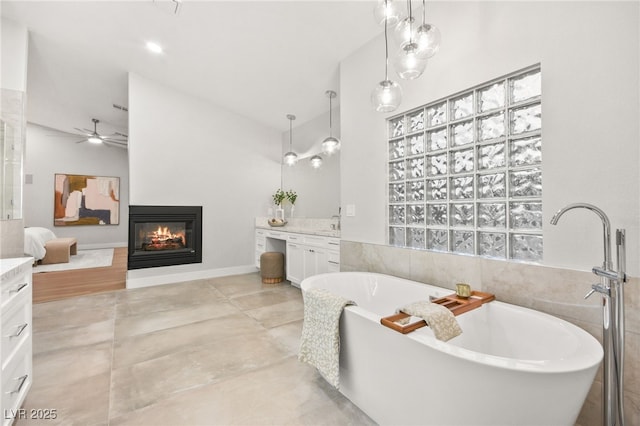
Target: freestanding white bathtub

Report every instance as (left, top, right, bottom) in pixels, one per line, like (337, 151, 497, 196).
(301, 272, 603, 426)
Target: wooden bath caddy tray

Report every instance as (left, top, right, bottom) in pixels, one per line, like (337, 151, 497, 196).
(380, 291, 495, 334)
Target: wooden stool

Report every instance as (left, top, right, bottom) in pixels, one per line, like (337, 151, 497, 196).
(41, 237, 78, 264)
(260, 252, 284, 284)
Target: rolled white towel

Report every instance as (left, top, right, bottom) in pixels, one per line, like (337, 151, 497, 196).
(399, 301, 462, 341)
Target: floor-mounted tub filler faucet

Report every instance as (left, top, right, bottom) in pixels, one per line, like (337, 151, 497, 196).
(551, 203, 627, 426)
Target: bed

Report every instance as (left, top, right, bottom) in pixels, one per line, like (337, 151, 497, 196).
(24, 227, 57, 261)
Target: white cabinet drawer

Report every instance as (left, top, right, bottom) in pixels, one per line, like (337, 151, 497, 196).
(266, 231, 285, 239)
(327, 238, 341, 249)
(255, 229, 266, 237)
(303, 235, 326, 247)
(1, 266, 31, 311)
(287, 234, 302, 243)
(1, 292, 31, 369)
(327, 251, 340, 265)
(2, 344, 31, 426)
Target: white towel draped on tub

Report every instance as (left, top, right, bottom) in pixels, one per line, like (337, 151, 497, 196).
(400, 301, 463, 342)
(299, 288, 355, 389)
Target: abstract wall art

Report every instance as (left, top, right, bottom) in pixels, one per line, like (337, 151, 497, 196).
(54, 174, 120, 226)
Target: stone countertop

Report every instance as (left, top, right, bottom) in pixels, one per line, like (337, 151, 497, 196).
(255, 216, 341, 238)
(255, 224, 340, 238)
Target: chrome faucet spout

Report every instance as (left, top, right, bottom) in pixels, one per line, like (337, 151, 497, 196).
(550, 203, 612, 270)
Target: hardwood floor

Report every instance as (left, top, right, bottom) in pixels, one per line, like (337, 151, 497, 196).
(32, 247, 127, 303)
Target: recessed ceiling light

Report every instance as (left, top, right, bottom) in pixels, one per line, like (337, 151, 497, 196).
(146, 41, 164, 54)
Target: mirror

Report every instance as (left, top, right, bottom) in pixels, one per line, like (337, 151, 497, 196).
(280, 108, 340, 218)
(1, 89, 25, 220)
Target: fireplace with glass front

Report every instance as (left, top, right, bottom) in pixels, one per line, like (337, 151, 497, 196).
(128, 205, 202, 270)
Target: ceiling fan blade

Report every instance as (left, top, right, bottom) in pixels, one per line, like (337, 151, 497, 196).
(74, 139, 87, 144)
(103, 140, 128, 149)
(102, 137, 127, 143)
(73, 127, 92, 135)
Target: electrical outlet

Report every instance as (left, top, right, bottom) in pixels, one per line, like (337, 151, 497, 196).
(346, 204, 356, 217)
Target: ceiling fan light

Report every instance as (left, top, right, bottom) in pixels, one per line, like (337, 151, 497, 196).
(88, 135, 102, 144)
(146, 41, 164, 54)
(310, 155, 323, 169)
(284, 151, 298, 166)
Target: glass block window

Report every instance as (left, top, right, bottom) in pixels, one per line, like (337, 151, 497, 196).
(386, 65, 542, 262)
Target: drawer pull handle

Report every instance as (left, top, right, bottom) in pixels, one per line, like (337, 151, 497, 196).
(10, 283, 28, 293)
(328, 261, 340, 265)
(288, 244, 297, 248)
(7, 375, 28, 395)
(9, 323, 28, 338)
(328, 242, 340, 246)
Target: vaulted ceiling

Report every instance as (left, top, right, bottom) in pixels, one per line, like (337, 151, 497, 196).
(2, 1, 381, 136)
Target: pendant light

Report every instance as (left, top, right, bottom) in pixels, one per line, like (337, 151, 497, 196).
(371, 0, 403, 112)
(373, 0, 402, 26)
(309, 154, 323, 169)
(321, 90, 341, 155)
(393, 0, 427, 79)
(283, 114, 298, 166)
(415, 0, 441, 59)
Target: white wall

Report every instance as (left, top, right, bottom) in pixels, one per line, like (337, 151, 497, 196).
(340, 1, 639, 276)
(281, 108, 340, 218)
(1, 18, 28, 92)
(23, 123, 129, 248)
(127, 73, 281, 285)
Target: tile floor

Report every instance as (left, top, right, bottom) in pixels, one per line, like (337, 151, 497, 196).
(19, 273, 375, 425)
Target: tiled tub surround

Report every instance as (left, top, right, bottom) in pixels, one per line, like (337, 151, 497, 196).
(340, 240, 639, 426)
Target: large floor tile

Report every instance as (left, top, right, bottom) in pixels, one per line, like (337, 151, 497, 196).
(114, 299, 239, 339)
(245, 298, 305, 329)
(109, 357, 373, 426)
(32, 341, 112, 390)
(229, 284, 301, 311)
(16, 371, 111, 426)
(33, 318, 114, 355)
(208, 272, 288, 298)
(113, 312, 265, 368)
(109, 332, 290, 418)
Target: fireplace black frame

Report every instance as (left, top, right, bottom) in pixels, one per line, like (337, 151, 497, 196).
(128, 205, 202, 270)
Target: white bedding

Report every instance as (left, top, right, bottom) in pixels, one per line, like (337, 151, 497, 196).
(24, 227, 57, 260)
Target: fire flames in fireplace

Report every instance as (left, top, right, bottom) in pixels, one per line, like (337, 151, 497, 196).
(140, 224, 186, 251)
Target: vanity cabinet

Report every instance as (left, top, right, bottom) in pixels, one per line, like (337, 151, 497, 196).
(285, 242, 303, 284)
(256, 229, 340, 287)
(0, 258, 33, 426)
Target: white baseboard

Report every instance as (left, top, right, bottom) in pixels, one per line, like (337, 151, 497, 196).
(126, 264, 257, 289)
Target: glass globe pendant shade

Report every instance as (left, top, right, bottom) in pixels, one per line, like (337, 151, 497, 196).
(371, 79, 402, 113)
(393, 42, 427, 80)
(373, 0, 403, 26)
(88, 135, 102, 144)
(283, 151, 298, 166)
(321, 136, 340, 155)
(392, 17, 418, 48)
(415, 23, 441, 58)
(309, 155, 323, 169)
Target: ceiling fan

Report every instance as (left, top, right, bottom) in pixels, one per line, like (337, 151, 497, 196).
(73, 118, 128, 148)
